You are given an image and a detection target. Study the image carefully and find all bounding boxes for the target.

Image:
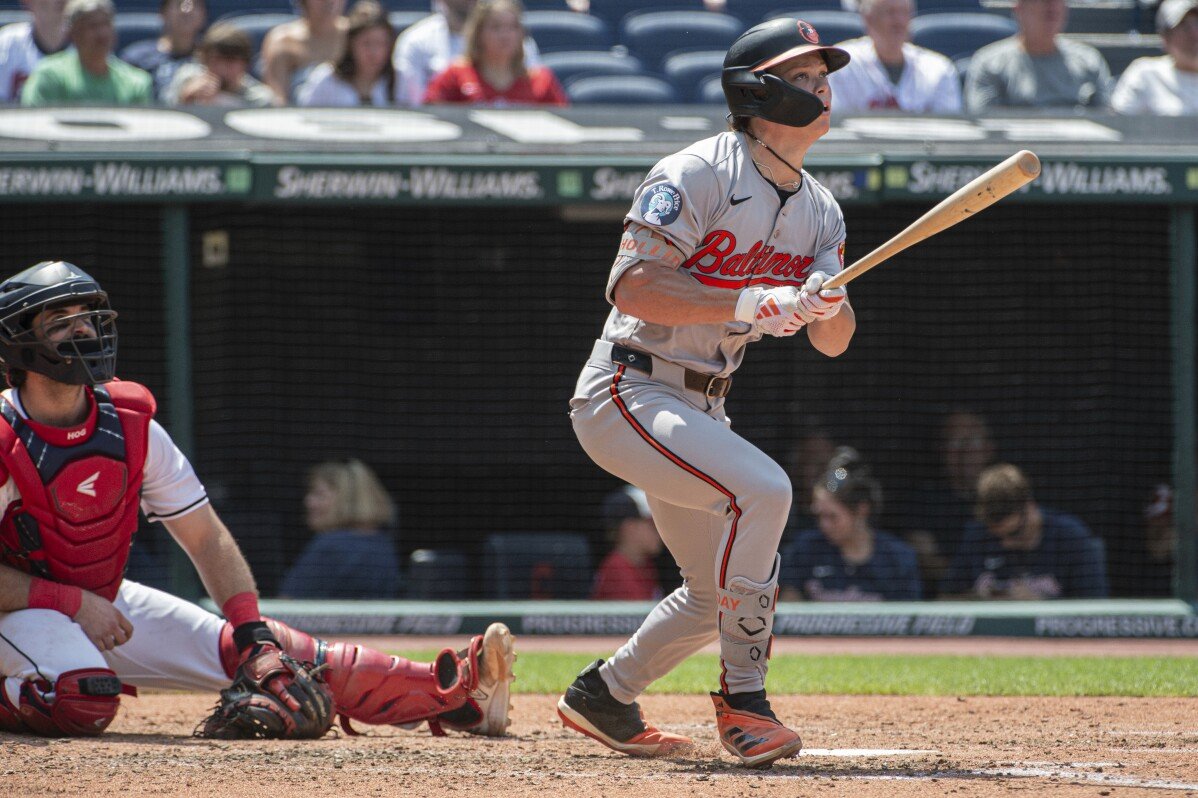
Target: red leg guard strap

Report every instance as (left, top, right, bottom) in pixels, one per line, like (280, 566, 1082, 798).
(218, 619, 476, 728)
(0, 669, 122, 737)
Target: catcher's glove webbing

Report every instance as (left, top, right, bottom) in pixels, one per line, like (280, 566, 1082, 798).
(196, 645, 335, 740)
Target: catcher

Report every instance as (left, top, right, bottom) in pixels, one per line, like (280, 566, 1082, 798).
(0, 261, 515, 740)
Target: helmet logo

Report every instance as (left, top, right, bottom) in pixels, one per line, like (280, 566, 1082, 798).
(797, 20, 820, 44)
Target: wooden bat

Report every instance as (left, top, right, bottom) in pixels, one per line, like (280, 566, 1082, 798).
(822, 150, 1041, 291)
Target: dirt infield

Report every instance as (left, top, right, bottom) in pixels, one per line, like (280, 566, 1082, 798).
(7, 692, 1198, 797)
(7, 637, 1198, 796)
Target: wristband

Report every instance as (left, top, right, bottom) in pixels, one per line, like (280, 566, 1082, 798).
(232, 620, 279, 653)
(734, 288, 761, 324)
(221, 591, 262, 628)
(28, 578, 83, 618)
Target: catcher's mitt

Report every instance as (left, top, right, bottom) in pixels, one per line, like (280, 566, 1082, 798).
(196, 647, 335, 740)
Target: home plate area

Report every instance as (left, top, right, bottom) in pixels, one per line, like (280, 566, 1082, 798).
(4, 693, 1197, 797)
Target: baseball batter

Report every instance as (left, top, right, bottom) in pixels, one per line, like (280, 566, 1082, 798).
(557, 18, 856, 769)
(0, 261, 515, 739)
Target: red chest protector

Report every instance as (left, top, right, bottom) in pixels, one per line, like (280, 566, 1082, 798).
(0, 382, 155, 601)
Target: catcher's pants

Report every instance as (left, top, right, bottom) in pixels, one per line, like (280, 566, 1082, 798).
(0, 580, 230, 706)
(570, 341, 791, 701)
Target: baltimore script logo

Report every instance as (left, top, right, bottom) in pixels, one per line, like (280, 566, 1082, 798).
(681, 229, 817, 289)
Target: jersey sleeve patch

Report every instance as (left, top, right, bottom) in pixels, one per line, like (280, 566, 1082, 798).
(639, 184, 683, 227)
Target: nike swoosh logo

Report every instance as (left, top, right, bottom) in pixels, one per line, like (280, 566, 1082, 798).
(730, 195, 751, 206)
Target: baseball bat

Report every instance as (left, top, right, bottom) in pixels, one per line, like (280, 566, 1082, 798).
(822, 150, 1041, 290)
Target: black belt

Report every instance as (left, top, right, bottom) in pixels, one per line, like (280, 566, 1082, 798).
(610, 344, 732, 399)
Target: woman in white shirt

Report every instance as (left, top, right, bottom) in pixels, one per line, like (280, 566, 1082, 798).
(297, 0, 395, 106)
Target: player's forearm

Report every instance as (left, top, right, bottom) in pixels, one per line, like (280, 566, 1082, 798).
(0, 563, 35, 612)
(613, 264, 737, 327)
(807, 302, 855, 356)
(165, 505, 259, 606)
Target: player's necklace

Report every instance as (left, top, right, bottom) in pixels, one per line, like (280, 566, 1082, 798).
(751, 137, 803, 192)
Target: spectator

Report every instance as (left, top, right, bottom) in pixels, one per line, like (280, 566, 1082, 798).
(941, 463, 1109, 598)
(393, 0, 542, 106)
(590, 485, 664, 601)
(424, 0, 565, 106)
(119, 0, 207, 101)
(1136, 483, 1177, 596)
(278, 459, 402, 599)
(898, 409, 996, 593)
(1111, 0, 1198, 116)
(260, 0, 348, 106)
(780, 449, 922, 601)
(165, 22, 274, 107)
(21, 0, 152, 106)
(782, 421, 837, 541)
(297, 1, 395, 106)
(830, 0, 962, 113)
(0, 0, 70, 103)
(964, 0, 1112, 111)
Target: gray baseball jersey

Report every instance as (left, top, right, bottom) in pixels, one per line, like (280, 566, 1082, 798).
(602, 130, 846, 377)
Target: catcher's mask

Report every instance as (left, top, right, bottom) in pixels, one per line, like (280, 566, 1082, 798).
(0, 261, 118, 386)
(722, 17, 851, 128)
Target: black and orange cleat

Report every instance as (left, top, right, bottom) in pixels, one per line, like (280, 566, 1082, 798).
(711, 690, 802, 768)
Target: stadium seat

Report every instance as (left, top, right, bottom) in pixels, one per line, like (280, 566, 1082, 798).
(588, 0, 709, 29)
(389, 10, 428, 35)
(1082, 34, 1161, 77)
(663, 50, 726, 101)
(482, 533, 591, 600)
(113, 12, 162, 51)
(406, 548, 470, 600)
(522, 10, 612, 53)
(909, 12, 1018, 59)
(698, 73, 726, 103)
(540, 50, 646, 86)
(522, 0, 573, 8)
(220, 12, 298, 56)
(620, 11, 743, 71)
(566, 74, 679, 103)
(762, 9, 864, 44)
(912, 0, 985, 14)
(208, 0, 296, 17)
(759, 0, 847, 22)
(1065, 3, 1138, 34)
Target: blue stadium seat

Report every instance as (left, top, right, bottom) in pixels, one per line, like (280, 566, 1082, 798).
(909, 12, 1018, 59)
(663, 49, 725, 101)
(1065, 4, 1137, 34)
(522, 0, 572, 8)
(482, 533, 591, 599)
(522, 10, 612, 53)
(566, 74, 679, 103)
(407, 548, 470, 600)
(219, 12, 298, 56)
(758, 0, 846, 22)
(208, 0, 297, 17)
(763, 9, 863, 44)
(588, 0, 709, 29)
(913, 0, 985, 13)
(540, 50, 646, 85)
(1088, 35, 1160, 77)
(699, 73, 726, 103)
(621, 11, 743, 71)
(389, 10, 428, 35)
(113, 12, 162, 51)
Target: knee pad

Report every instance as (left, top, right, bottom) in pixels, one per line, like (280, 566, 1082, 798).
(0, 669, 122, 737)
(718, 554, 780, 670)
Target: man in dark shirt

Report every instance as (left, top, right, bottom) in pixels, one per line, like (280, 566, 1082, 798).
(782, 528, 922, 601)
(942, 463, 1108, 599)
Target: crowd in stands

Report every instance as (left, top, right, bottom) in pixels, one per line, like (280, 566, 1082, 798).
(0, 0, 1193, 113)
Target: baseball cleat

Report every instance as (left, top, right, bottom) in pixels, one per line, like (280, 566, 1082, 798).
(557, 659, 692, 757)
(712, 691, 802, 769)
(438, 622, 517, 736)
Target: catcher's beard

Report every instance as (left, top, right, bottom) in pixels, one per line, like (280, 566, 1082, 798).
(217, 619, 478, 727)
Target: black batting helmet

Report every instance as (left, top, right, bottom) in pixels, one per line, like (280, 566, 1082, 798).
(0, 261, 118, 386)
(722, 17, 851, 128)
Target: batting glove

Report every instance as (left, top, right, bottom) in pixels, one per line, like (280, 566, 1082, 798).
(796, 271, 847, 323)
(735, 286, 806, 338)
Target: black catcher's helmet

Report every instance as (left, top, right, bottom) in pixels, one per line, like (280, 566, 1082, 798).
(0, 261, 118, 385)
(722, 17, 851, 128)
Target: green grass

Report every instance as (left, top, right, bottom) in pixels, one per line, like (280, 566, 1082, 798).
(394, 650, 1198, 697)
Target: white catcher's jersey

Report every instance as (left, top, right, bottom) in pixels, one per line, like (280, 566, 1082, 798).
(0, 23, 45, 103)
(602, 131, 846, 377)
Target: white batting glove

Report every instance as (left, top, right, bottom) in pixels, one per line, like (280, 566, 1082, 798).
(796, 271, 847, 322)
(735, 286, 806, 337)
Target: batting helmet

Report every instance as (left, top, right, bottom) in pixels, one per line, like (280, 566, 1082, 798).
(0, 261, 118, 386)
(722, 17, 851, 128)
